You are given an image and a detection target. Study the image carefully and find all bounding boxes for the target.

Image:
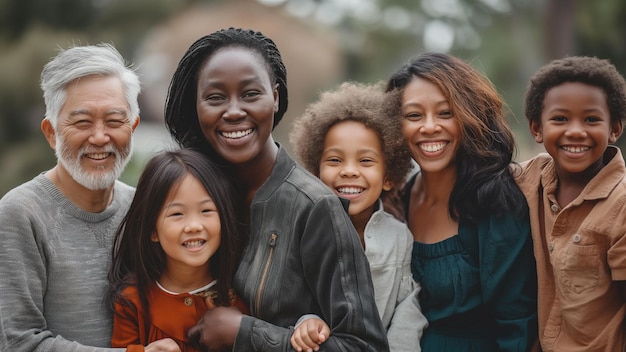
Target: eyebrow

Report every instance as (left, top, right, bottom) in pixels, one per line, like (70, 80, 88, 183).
(323, 147, 382, 156)
(68, 108, 129, 117)
(201, 75, 264, 90)
(402, 100, 449, 109)
(165, 197, 215, 208)
(547, 106, 606, 114)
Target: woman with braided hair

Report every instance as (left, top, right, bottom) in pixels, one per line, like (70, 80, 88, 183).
(164, 27, 388, 352)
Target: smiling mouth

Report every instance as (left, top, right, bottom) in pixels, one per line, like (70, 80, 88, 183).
(85, 152, 111, 160)
(182, 240, 206, 248)
(337, 186, 364, 195)
(221, 129, 253, 139)
(419, 141, 447, 152)
(561, 145, 590, 153)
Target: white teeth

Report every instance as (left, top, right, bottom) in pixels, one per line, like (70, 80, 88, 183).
(222, 129, 253, 139)
(183, 240, 206, 248)
(86, 152, 110, 160)
(419, 141, 447, 152)
(337, 187, 364, 195)
(562, 146, 590, 153)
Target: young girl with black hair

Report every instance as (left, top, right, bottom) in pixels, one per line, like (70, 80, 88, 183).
(108, 148, 246, 352)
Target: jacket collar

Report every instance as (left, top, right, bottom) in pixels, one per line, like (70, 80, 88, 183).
(540, 145, 625, 204)
(253, 143, 294, 202)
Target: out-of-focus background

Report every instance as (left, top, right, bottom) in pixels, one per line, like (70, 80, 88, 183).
(1, 0, 624, 196)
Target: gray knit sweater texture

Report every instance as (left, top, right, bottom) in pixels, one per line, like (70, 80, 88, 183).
(0, 173, 133, 351)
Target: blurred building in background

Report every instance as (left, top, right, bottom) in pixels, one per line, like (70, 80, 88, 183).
(1, 0, 625, 195)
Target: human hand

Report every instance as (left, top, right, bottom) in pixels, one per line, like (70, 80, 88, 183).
(290, 317, 330, 352)
(143, 337, 181, 352)
(188, 306, 243, 352)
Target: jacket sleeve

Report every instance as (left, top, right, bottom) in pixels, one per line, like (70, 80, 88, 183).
(386, 223, 427, 352)
(0, 194, 123, 352)
(387, 284, 427, 352)
(111, 291, 142, 348)
(479, 213, 539, 351)
(234, 195, 389, 351)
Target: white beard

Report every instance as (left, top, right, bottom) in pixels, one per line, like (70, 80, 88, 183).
(55, 133, 133, 190)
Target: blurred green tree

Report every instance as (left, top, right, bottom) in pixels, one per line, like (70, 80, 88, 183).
(1, 0, 624, 195)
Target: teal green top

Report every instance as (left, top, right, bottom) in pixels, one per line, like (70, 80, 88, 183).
(407, 176, 538, 351)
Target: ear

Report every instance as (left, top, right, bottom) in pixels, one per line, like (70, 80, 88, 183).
(529, 120, 543, 144)
(151, 232, 159, 243)
(609, 119, 623, 144)
(273, 83, 279, 113)
(41, 119, 57, 150)
(132, 116, 140, 132)
(383, 179, 393, 192)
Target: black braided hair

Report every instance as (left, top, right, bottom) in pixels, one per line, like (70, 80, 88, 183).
(165, 27, 288, 153)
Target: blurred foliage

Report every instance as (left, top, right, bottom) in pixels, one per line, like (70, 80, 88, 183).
(0, 0, 192, 195)
(1, 0, 625, 196)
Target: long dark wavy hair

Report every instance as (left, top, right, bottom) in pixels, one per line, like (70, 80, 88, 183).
(164, 27, 288, 161)
(386, 52, 527, 223)
(107, 148, 245, 336)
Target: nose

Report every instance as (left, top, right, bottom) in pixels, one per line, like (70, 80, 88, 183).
(419, 115, 441, 134)
(223, 99, 246, 120)
(565, 120, 587, 138)
(339, 163, 360, 177)
(183, 220, 203, 233)
(88, 121, 111, 146)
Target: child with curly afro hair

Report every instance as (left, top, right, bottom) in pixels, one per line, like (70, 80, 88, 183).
(289, 81, 426, 352)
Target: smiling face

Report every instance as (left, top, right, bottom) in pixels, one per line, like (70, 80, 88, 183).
(531, 81, 622, 180)
(319, 120, 391, 221)
(401, 76, 461, 176)
(152, 173, 221, 275)
(195, 47, 279, 166)
(42, 75, 137, 190)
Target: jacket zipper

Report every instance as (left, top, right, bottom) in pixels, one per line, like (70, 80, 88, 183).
(255, 233, 277, 317)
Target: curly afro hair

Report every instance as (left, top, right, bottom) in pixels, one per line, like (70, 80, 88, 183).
(525, 56, 626, 125)
(290, 81, 412, 190)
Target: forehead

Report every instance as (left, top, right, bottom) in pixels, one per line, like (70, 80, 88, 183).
(200, 46, 272, 80)
(65, 75, 125, 97)
(543, 82, 608, 108)
(326, 120, 382, 148)
(164, 173, 207, 200)
(61, 75, 128, 113)
(401, 76, 447, 106)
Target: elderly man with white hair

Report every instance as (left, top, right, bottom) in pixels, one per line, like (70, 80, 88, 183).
(0, 43, 179, 352)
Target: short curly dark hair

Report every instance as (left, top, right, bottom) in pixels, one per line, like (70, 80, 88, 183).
(524, 56, 626, 125)
(290, 81, 412, 189)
